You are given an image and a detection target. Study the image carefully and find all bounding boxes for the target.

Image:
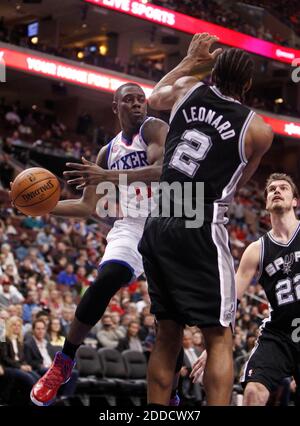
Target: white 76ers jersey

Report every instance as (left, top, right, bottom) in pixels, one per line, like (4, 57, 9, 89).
(106, 117, 155, 220)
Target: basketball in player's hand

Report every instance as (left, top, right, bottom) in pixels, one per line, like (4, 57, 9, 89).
(10, 167, 61, 216)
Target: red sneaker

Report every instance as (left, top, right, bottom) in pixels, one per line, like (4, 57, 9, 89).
(30, 352, 75, 406)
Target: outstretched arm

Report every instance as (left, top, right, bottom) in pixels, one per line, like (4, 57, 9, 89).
(50, 145, 108, 217)
(235, 240, 261, 300)
(63, 118, 169, 188)
(148, 33, 222, 111)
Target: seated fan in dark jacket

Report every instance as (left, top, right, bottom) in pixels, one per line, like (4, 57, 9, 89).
(24, 319, 78, 398)
(0, 316, 40, 404)
(117, 321, 144, 352)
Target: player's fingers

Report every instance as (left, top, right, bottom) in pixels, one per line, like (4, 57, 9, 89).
(76, 183, 86, 190)
(67, 178, 85, 185)
(10, 181, 13, 189)
(63, 170, 89, 178)
(207, 35, 219, 45)
(201, 34, 212, 42)
(81, 157, 94, 165)
(198, 32, 209, 40)
(191, 370, 200, 383)
(190, 365, 199, 377)
(65, 162, 87, 169)
(192, 371, 203, 384)
(210, 47, 223, 59)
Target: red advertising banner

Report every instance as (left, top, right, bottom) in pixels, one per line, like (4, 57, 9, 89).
(0, 46, 153, 97)
(1, 45, 299, 139)
(84, 0, 300, 65)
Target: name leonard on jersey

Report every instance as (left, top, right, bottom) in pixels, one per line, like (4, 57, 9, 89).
(182, 106, 236, 140)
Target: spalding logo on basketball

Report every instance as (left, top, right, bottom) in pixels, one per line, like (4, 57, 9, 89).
(11, 167, 61, 216)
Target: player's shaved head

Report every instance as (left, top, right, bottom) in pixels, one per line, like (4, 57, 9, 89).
(114, 83, 144, 102)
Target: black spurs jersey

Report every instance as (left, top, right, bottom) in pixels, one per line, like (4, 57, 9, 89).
(259, 223, 300, 339)
(160, 83, 255, 223)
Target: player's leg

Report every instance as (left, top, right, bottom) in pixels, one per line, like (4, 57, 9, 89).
(30, 262, 133, 406)
(240, 329, 295, 406)
(243, 382, 270, 406)
(169, 347, 184, 406)
(64, 262, 133, 351)
(147, 319, 184, 405)
(201, 326, 234, 406)
(152, 317, 184, 406)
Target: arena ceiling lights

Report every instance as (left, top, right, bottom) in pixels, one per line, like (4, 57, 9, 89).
(84, 0, 300, 65)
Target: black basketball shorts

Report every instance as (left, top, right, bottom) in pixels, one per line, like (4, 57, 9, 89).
(241, 327, 300, 392)
(138, 216, 236, 328)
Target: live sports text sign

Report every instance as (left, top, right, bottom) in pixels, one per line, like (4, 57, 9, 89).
(85, 0, 300, 65)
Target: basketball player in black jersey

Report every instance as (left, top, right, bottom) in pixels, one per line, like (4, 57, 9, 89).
(191, 173, 300, 405)
(138, 33, 273, 406)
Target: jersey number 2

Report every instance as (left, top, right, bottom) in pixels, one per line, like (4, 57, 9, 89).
(169, 129, 212, 178)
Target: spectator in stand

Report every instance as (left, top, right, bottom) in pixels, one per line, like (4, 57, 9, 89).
(48, 318, 65, 347)
(110, 312, 125, 337)
(21, 216, 44, 230)
(192, 331, 205, 354)
(4, 263, 20, 285)
(116, 320, 143, 353)
(57, 264, 78, 292)
(76, 266, 89, 289)
(48, 290, 63, 318)
(96, 314, 124, 349)
(24, 319, 78, 401)
(180, 329, 202, 404)
(5, 107, 21, 125)
(23, 290, 39, 324)
(0, 316, 40, 404)
(60, 307, 75, 336)
(138, 314, 155, 342)
(62, 292, 77, 311)
(1, 243, 17, 274)
(15, 239, 31, 262)
(0, 274, 24, 309)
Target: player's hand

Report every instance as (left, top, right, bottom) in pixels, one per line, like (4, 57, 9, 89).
(64, 157, 107, 189)
(190, 349, 207, 384)
(187, 33, 222, 62)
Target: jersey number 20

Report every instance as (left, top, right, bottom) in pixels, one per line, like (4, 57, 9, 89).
(169, 129, 212, 178)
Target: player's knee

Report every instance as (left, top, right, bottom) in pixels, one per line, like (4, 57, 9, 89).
(150, 369, 173, 390)
(92, 263, 133, 292)
(102, 262, 132, 282)
(244, 382, 269, 406)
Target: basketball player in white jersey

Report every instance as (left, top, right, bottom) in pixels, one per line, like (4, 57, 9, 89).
(30, 82, 171, 406)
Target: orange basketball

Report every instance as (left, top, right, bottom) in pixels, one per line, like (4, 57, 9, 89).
(11, 167, 61, 217)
